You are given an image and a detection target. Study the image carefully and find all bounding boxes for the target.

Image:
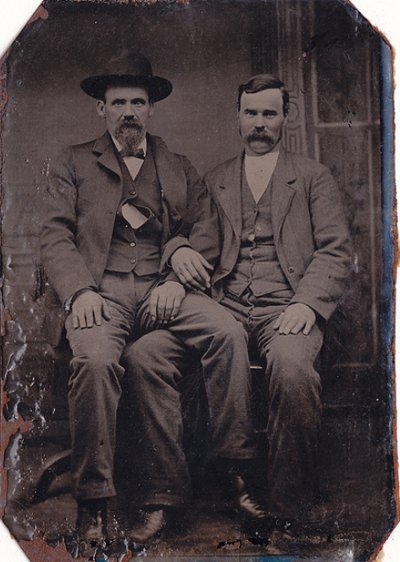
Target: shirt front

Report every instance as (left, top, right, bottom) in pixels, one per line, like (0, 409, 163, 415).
(244, 151, 279, 203)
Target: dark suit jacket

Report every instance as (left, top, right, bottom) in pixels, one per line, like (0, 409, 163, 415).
(204, 149, 352, 321)
(40, 132, 218, 344)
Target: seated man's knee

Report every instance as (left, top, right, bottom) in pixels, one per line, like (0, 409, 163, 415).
(265, 333, 321, 388)
(212, 314, 247, 346)
(124, 336, 153, 369)
(123, 330, 185, 377)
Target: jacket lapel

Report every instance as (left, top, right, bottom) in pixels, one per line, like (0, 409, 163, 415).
(149, 134, 187, 211)
(270, 149, 297, 239)
(93, 132, 122, 178)
(216, 154, 243, 239)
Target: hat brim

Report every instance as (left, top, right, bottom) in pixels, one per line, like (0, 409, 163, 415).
(80, 74, 173, 102)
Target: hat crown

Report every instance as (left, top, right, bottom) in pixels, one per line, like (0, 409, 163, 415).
(104, 50, 153, 78)
(80, 51, 172, 102)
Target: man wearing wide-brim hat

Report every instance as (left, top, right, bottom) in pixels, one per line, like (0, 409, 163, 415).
(40, 52, 264, 549)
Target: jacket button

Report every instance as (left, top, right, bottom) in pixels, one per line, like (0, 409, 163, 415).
(288, 266, 295, 274)
(130, 242, 136, 247)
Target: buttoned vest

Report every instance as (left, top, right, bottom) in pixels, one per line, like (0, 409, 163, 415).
(106, 146, 163, 275)
(224, 169, 293, 300)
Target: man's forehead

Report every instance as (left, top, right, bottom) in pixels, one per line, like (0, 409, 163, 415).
(240, 88, 283, 110)
(104, 85, 150, 101)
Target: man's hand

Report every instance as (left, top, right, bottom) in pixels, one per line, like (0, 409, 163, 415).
(170, 247, 213, 291)
(274, 303, 316, 335)
(72, 290, 111, 329)
(143, 281, 186, 330)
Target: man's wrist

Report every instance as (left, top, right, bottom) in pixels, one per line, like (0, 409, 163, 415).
(64, 287, 96, 313)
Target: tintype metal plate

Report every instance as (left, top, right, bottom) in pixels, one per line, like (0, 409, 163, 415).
(0, 0, 397, 561)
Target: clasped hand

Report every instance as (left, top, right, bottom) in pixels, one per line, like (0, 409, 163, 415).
(170, 247, 213, 291)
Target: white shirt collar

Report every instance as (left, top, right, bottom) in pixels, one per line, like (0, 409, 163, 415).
(244, 150, 279, 168)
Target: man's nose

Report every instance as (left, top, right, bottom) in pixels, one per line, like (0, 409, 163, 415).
(254, 114, 265, 130)
(123, 104, 138, 117)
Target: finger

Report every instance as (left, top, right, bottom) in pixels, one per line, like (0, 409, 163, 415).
(198, 254, 214, 271)
(303, 318, 314, 335)
(170, 295, 182, 320)
(72, 311, 80, 329)
(156, 293, 167, 322)
(141, 311, 152, 332)
(93, 304, 103, 326)
(279, 317, 296, 335)
(176, 270, 190, 286)
(149, 293, 159, 320)
(78, 309, 87, 329)
(147, 314, 158, 331)
(161, 297, 174, 324)
(273, 313, 283, 330)
(180, 263, 207, 289)
(186, 259, 210, 287)
(102, 301, 111, 321)
(85, 307, 94, 329)
(289, 320, 305, 334)
(186, 278, 206, 291)
(177, 269, 204, 290)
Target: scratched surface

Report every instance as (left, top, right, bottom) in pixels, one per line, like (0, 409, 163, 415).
(0, 1, 397, 561)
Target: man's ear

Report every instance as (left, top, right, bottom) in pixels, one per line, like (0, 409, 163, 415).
(149, 103, 155, 118)
(96, 100, 105, 118)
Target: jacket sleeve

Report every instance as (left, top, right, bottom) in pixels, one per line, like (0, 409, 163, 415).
(40, 147, 97, 305)
(289, 165, 352, 321)
(160, 155, 221, 271)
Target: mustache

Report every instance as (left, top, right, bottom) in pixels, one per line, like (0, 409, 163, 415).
(117, 118, 143, 131)
(246, 132, 274, 144)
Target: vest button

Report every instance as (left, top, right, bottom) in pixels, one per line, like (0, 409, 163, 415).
(248, 233, 255, 242)
(130, 258, 136, 264)
(288, 266, 295, 273)
(130, 242, 136, 247)
(130, 190, 136, 196)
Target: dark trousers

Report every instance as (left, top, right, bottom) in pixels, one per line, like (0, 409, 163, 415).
(125, 292, 323, 518)
(65, 272, 255, 501)
(221, 295, 324, 519)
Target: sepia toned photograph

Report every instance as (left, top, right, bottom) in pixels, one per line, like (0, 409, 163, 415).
(0, 0, 397, 560)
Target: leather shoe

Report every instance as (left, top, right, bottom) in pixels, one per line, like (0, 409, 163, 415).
(76, 498, 108, 545)
(230, 474, 268, 520)
(128, 507, 170, 545)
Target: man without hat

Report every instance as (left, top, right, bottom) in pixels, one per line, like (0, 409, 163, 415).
(124, 73, 352, 539)
(40, 53, 264, 547)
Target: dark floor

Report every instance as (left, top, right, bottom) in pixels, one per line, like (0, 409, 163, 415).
(2, 405, 396, 562)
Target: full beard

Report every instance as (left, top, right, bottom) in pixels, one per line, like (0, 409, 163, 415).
(115, 119, 145, 155)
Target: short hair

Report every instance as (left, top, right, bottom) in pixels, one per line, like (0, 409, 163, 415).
(99, 79, 152, 103)
(237, 74, 290, 116)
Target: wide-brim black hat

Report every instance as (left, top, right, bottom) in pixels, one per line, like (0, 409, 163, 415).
(80, 51, 172, 102)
